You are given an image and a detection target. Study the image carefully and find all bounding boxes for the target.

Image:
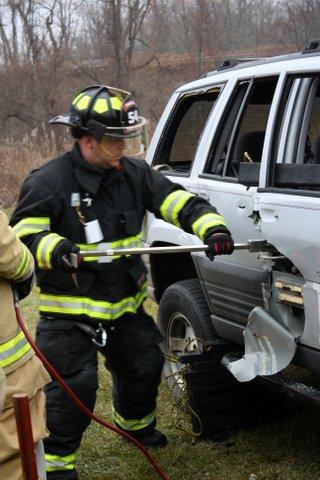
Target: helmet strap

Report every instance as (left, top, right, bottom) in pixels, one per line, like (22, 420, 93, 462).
(99, 141, 121, 158)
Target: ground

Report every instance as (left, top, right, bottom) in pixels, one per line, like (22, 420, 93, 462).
(20, 289, 320, 480)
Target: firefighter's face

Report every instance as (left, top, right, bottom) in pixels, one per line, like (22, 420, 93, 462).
(85, 136, 125, 170)
(99, 136, 125, 162)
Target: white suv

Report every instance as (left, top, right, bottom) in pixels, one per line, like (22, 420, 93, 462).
(144, 40, 320, 437)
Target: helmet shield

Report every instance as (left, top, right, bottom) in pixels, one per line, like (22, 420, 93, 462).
(122, 130, 147, 157)
(99, 124, 148, 158)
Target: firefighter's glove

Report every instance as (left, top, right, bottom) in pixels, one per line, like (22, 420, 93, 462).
(12, 271, 35, 300)
(51, 240, 80, 273)
(204, 232, 234, 260)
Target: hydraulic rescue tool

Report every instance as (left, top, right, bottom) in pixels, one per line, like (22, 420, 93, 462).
(70, 239, 274, 266)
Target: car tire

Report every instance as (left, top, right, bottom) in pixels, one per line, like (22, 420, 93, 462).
(158, 279, 289, 440)
(157, 279, 218, 396)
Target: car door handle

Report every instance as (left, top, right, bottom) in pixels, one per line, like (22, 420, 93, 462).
(260, 207, 279, 222)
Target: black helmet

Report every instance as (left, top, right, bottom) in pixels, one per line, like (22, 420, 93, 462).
(49, 85, 146, 141)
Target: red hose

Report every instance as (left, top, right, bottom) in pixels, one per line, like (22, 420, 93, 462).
(14, 297, 169, 480)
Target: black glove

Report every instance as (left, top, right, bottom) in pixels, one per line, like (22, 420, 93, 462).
(205, 232, 234, 261)
(51, 240, 80, 273)
(12, 272, 35, 300)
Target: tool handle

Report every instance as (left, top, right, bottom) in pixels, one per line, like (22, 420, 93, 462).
(13, 393, 38, 480)
(78, 242, 249, 258)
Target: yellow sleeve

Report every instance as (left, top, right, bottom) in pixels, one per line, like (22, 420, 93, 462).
(0, 209, 34, 282)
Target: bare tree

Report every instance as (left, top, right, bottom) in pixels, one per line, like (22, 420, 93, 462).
(275, 0, 320, 50)
(84, 0, 152, 88)
(0, 0, 78, 151)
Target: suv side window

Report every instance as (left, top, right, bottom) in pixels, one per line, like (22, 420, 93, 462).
(205, 77, 278, 182)
(269, 75, 320, 192)
(152, 87, 223, 175)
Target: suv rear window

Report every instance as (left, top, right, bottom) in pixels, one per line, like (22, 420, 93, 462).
(152, 87, 223, 175)
(205, 77, 278, 181)
(268, 75, 320, 192)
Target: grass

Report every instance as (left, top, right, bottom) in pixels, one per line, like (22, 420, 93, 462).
(19, 289, 320, 480)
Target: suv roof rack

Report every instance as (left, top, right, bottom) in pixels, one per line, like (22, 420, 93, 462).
(302, 38, 320, 54)
(216, 57, 262, 71)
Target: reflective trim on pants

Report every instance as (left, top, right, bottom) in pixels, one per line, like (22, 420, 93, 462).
(113, 407, 155, 431)
(45, 452, 76, 472)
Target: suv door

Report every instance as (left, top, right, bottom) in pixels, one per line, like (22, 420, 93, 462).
(145, 84, 225, 244)
(195, 76, 279, 340)
(258, 74, 320, 351)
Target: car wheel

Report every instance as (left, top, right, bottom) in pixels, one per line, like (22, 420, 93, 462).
(157, 279, 289, 440)
(157, 279, 218, 397)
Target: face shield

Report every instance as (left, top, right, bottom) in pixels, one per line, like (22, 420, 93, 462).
(101, 116, 148, 157)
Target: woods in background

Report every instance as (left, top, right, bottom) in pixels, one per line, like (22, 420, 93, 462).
(0, 0, 319, 206)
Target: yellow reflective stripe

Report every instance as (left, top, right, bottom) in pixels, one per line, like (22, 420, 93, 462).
(77, 243, 99, 262)
(110, 97, 122, 110)
(92, 98, 108, 114)
(160, 190, 195, 227)
(0, 331, 25, 353)
(77, 233, 143, 262)
(191, 213, 227, 240)
(45, 453, 75, 472)
(75, 94, 91, 111)
(113, 407, 155, 431)
(39, 284, 147, 321)
(36, 233, 65, 270)
(13, 217, 50, 238)
(111, 232, 143, 248)
(72, 92, 86, 105)
(0, 331, 31, 368)
(12, 244, 31, 281)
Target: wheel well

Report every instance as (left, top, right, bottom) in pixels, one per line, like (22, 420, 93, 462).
(149, 242, 198, 302)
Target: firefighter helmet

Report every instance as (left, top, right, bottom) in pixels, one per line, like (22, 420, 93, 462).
(49, 85, 146, 141)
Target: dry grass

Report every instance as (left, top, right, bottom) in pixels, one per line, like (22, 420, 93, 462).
(18, 289, 320, 480)
(0, 143, 57, 208)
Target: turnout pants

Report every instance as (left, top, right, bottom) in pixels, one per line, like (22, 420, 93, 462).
(36, 308, 164, 480)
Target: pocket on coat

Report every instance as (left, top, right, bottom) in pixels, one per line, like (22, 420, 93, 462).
(118, 210, 140, 236)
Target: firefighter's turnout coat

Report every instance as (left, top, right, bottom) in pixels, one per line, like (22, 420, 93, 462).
(11, 145, 228, 324)
(0, 209, 49, 479)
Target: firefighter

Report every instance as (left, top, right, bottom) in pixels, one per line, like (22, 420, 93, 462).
(11, 85, 234, 480)
(0, 208, 50, 479)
